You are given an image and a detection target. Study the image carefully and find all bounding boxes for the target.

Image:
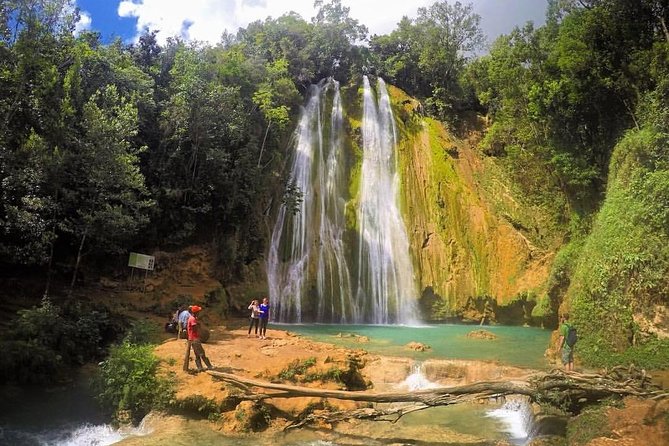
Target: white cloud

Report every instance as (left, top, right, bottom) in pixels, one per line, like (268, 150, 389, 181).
(117, 0, 433, 44)
(116, 0, 545, 45)
(75, 10, 92, 35)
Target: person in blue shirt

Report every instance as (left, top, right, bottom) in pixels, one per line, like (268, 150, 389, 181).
(178, 306, 191, 340)
(258, 297, 270, 340)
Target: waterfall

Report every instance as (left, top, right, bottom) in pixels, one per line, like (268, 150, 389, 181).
(268, 77, 419, 324)
(266, 82, 317, 323)
(268, 79, 354, 323)
(486, 397, 535, 444)
(316, 84, 357, 322)
(357, 76, 419, 324)
(398, 362, 439, 391)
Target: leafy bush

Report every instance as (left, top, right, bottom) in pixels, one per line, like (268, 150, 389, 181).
(277, 357, 317, 382)
(14, 297, 116, 363)
(566, 405, 612, 446)
(577, 337, 669, 370)
(0, 297, 121, 384)
(96, 342, 174, 424)
(0, 341, 64, 384)
(123, 319, 162, 345)
(174, 395, 222, 419)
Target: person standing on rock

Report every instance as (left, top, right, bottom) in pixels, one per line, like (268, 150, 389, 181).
(557, 313, 576, 372)
(258, 297, 270, 339)
(247, 299, 261, 338)
(183, 305, 213, 373)
(177, 306, 190, 340)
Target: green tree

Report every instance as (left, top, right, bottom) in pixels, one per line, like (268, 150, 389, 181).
(370, 1, 483, 118)
(0, 0, 77, 271)
(239, 13, 316, 88)
(60, 85, 153, 292)
(310, 0, 368, 82)
(253, 58, 301, 166)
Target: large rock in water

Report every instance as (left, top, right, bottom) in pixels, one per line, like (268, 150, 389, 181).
(466, 329, 497, 340)
(405, 341, 431, 351)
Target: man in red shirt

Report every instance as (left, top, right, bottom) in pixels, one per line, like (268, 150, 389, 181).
(182, 305, 213, 372)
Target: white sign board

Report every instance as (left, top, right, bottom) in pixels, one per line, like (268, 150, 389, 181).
(128, 252, 155, 271)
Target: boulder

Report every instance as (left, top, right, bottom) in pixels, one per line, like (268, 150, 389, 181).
(466, 329, 497, 340)
(405, 341, 431, 351)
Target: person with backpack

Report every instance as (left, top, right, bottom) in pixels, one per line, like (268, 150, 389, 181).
(558, 313, 577, 371)
(183, 305, 213, 373)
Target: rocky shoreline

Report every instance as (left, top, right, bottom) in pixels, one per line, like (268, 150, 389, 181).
(116, 323, 668, 446)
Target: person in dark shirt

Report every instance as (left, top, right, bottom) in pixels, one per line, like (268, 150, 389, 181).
(258, 297, 270, 340)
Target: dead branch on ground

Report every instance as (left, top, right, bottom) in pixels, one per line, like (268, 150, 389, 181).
(207, 365, 668, 428)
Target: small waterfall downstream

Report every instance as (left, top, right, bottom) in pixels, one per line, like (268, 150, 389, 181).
(398, 362, 439, 391)
(268, 76, 418, 324)
(486, 397, 535, 444)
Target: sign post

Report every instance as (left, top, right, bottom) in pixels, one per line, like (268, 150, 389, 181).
(128, 252, 155, 291)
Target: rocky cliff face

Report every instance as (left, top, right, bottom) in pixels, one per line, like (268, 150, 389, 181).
(386, 86, 558, 322)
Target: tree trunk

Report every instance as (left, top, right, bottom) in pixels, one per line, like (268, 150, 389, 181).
(207, 366, 668, 427)
(257, 119, 272, 168)
(660, 15, 669, 44)
(68, 227, 88, 296)
(43, 233, 55, 298)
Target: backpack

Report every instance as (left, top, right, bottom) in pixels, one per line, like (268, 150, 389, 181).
(565, 324, 578, 347)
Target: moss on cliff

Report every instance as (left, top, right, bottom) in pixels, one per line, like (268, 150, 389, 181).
(384, 84, 555, 322)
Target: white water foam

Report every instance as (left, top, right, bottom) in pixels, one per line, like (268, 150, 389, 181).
(486, 399, 533, 444)
(397, 363, 439, 391)
(2, 420, 152, 446)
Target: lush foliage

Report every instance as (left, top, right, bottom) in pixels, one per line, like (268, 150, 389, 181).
(370, 1, 484, 119)
(466, 0, 669, 367)
(566, 97, 669, 368)
(0, 297, 120, 383)
(0, 0, 387, 286)
(566, 404, 613, 445)
(96, 341, 174, 424)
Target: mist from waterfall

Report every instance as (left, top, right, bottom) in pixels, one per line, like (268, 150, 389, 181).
(268, 77, 418, 324)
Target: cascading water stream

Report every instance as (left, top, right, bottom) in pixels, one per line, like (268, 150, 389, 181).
(268, 77, 419, 324)
(398, 362, 439, 391)
(357, 76, 419, 324)
(268, 79, 355, 323)
(316, 84, 356, 322)
(266, 83, 320, 322)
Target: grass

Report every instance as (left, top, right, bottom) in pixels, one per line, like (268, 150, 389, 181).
(566, 405, 612, 446)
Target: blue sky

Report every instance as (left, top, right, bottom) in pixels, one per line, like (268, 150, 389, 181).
(76, 0, 137, 42)
(75, 0, 547, 46)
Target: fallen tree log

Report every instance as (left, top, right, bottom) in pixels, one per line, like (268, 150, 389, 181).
(207, 366, 668, 428)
